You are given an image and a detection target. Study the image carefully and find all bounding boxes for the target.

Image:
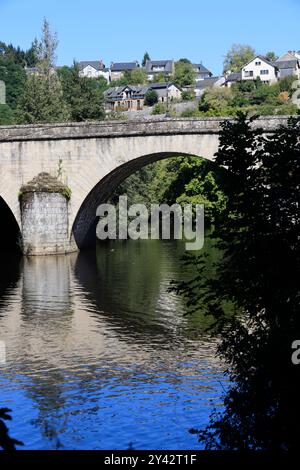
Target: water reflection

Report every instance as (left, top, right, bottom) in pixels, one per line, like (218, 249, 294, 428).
(0, 240, 226, 450)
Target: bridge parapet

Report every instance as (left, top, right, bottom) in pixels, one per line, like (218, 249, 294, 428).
(0, 116, 290, 142)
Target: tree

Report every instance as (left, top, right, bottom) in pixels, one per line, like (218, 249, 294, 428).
(179, 113, 300, 450)
(142, 52, 150, 67)
(58, 64, 105, 121)
(16, 73, 70, 123)
(0, 60, 26, 109)
(144, 89, 158, 106)
(0, 41, 39, 67)
(0, 104, 14, 124)
(223, 44, 256, 73)
(36, 18, 59, 77)
(265, 51, 278, 62)
(198, 87, 233, 115)
(181, 90, 194, 101)
(130, 68, 147, 85)
(173, 59, 196, 87)
(162, 156, 228, 223)
(16, 19, 71, 124)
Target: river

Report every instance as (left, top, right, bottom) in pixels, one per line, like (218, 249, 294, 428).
(0, 239, 226, 450)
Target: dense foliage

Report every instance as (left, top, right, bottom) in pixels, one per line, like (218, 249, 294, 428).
(0, 44, 28, 122)
(16, 73, 70, 124)
(0, 19, 106, 125)
(182, 76, 299, 118)
(223, 44, 256, 73)
(180, 113, 300, 450)
(111, 155, 228, 225)
(173, 58, 196, 88)
(144, 89, 158, 106)
(58, 64, 105, 121)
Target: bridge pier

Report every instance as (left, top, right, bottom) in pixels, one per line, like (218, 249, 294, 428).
(19, 173, 77, 256)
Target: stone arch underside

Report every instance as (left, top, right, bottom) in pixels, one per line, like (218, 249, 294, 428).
(72, 151, 213, 249)
(0, 195, 21, 251)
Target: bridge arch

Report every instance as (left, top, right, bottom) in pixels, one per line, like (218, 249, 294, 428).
(0, 195, 21, 251)
(72, 151, 217, 249)
(0, 117, 287, 255)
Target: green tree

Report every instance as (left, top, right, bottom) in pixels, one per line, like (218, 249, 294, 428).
(0, 104, 14, 124)
(265, 51, 278, 62)
(199, 87, 234, 115)
(24, 39, 40, 67)
(0, 40, 39, 67)
(16, 19, 71, 124)
(223, 44, 256, 73)
(173, 59, 196, 87)
(0, 59, 27, 109)
(130, 68, 147, 85)
(151, 102, 167, 115)
(0, 40, 39, 114)
(58, 64, 105, 121)
(181, 90, 195, 101)
(144, 89, 158, 106)
(180, 113, 300, 450)
(142, 51, 150, 67)
(16, 73, 70, 123)
(162, 157, 228, 223)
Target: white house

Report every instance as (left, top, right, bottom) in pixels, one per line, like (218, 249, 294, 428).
(241, 56, 278, 84)
(78, 61, 110, 82)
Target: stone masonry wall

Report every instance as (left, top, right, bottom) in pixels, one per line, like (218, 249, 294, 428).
(21, 192, 75, 255)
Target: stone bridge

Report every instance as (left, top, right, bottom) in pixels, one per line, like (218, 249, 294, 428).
(0, 116, 289, 255)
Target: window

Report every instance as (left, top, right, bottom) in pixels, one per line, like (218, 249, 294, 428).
(244, 70, 254, 77)
(260, 70, 269, 75)
(255, 61, 261, 66)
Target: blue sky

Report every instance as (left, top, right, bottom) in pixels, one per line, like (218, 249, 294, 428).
(0, 0, 299, 74)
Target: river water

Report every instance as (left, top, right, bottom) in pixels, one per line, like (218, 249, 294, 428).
(0, 239, 226, 450)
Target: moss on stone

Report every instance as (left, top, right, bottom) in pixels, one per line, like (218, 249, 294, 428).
(20, 172, 71, 200)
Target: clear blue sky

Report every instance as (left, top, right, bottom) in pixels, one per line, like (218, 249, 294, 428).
(0, 0, 299, 75)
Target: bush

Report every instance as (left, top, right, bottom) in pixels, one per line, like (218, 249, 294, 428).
(144, 89, 158, 106)
(181, 108, 202, 117)
(0, 104, 14, 124)
(151, 102, 167, 115)
(181, 90, 195, 101)
(278, 75, 297, 93)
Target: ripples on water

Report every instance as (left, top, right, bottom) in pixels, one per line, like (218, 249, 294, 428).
(0, 240, 226, 450)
